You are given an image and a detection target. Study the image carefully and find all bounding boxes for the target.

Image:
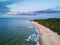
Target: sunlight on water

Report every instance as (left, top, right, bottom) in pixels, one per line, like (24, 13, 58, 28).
(0, 18, 40, 45)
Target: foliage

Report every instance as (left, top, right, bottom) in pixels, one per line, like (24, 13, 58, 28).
(34, 18, 60, 35)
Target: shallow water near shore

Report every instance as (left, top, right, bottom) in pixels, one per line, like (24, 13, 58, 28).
(0, 18, 40, 45)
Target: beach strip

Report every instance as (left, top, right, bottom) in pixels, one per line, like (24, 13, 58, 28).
(30, 21, 60, 45)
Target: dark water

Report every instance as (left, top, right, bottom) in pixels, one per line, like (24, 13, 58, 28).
(0, 18, 40, 45)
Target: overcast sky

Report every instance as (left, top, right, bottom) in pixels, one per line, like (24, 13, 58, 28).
(0, 0, 60, 13)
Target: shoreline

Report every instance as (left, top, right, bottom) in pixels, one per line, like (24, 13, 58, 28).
(30, 21, 60, 45)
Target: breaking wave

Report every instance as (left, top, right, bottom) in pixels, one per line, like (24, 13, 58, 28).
(26, 26, 40, 45)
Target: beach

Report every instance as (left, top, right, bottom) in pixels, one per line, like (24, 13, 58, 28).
(30, 21, 60, 45)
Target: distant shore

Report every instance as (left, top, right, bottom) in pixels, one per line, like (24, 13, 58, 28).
(30, 21, 60, 45)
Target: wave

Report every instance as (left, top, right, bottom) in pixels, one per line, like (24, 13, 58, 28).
(26, 27, 40, 45)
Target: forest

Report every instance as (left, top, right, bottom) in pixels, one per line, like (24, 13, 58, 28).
(34, 18, 60, 35)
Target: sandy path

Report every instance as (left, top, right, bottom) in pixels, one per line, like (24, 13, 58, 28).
(30, 21, 60, 45)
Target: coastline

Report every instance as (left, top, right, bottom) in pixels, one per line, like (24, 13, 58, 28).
(30, 21, 60, 45)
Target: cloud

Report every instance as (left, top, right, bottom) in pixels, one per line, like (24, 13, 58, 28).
(32, 6, 60, 14)
(0, 0, 22, 14)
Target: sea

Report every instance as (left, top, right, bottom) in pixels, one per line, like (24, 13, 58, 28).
(0, 18, 40, 45)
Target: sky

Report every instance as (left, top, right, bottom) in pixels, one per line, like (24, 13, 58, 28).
(0, 0, 60, 14)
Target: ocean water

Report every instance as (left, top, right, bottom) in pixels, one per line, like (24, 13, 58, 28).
(0, 18, 40, 45)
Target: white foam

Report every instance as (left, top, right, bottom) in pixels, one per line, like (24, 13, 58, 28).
(26, 36, 31, 41)
(26, 30, 40, 45)
(36, 41, 40, 45)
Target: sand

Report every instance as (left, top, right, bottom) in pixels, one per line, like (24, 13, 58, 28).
(30, 21, 60, 45)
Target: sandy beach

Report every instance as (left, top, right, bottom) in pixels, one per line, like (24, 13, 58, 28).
(30, 21, 60, 45)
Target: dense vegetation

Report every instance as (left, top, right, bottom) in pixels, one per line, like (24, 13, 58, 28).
(34, 18, 60, 35)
